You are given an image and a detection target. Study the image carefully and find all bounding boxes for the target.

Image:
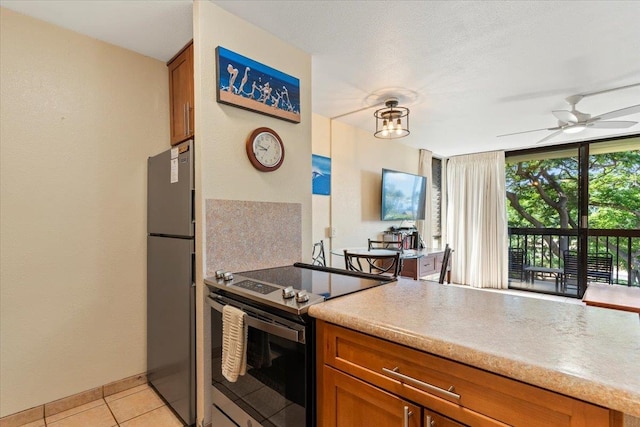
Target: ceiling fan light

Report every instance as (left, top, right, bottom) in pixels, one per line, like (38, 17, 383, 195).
(563, 124, 586, 134)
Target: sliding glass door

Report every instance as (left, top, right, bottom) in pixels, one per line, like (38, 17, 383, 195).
(506, 135, 640, 297)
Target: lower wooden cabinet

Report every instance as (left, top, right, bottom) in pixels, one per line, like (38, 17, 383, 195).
(317, 321, 619, 427)
(424, 409, 466, 427)
(323, 365, 420, 427)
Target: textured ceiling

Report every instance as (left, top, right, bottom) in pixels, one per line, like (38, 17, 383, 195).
(2, 0, 640, 157)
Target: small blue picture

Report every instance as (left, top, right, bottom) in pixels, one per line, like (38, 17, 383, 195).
(312, 154, 331, 196)
(216, 46, 301, 123)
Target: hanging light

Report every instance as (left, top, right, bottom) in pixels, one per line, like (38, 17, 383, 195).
(374, 98, 410, 139)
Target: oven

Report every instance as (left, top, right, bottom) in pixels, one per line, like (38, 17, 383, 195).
(208, 293, 311, 427)
(206, 263, 393, 427)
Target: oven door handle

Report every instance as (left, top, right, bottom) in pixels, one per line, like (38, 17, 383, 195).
(207, 296, 305, 344)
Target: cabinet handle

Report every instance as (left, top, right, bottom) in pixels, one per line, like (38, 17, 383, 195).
(186, 102, 191, 135)
(426, 415, 434, 426)
(403, 405, 413, 427)
(383, 367, 461, 401)
(183, 104, 188, 136)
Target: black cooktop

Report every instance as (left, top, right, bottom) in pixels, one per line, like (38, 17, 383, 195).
(236, 263, 392, 299)
(205, 263, 394, 316)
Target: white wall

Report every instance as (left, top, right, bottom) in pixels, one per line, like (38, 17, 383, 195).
(311, 117, 421, 268)
(193, 1, 312, 423)
(0, 8, 169, 417)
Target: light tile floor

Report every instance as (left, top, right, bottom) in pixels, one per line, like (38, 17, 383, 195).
(16, 384, 184, 427)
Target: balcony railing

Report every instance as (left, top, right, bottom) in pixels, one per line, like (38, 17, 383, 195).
(508, 228, 640, 295)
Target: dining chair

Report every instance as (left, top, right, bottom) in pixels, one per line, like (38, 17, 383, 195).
(438, 244, 453, 284)
(343, 250, 401, 277)
(312, 240, 326, 266)
(368, 239, 403, 251)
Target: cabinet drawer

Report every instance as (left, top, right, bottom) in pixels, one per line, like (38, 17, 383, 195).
(418, 255, 438, 276)
(321, 322, 612, 427)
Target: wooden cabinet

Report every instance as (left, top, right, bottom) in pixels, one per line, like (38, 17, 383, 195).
(317, 321, 618, 427)
(168, 41, 194, 146)
(424, 409, 467, 427)
(322, 365, 420, 427)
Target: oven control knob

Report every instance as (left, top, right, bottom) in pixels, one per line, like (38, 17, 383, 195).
(223, 272, 234, 281)
(215, 270, 225, 279)
(295, 290, 309, 303)
(282, 286, 295, 299)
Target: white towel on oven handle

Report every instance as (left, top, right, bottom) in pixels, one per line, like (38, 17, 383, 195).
(221, 304, 247, 382)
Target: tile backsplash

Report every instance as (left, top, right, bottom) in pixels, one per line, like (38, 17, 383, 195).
(205, 199, 302, 276)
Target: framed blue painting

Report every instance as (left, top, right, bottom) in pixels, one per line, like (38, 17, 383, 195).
(216, 46, 301, 123)
(312, 154, 331, 195)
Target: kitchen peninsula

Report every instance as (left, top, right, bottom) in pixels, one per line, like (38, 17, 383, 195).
(309, 278, 640, 426)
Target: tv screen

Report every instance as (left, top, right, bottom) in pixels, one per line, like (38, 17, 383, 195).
(381, 169, 427, 221)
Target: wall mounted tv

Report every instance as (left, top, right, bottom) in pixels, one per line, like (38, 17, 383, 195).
(381, 168, 427, 221)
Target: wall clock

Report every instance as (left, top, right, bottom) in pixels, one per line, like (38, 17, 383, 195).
(246, 127, 285, 172)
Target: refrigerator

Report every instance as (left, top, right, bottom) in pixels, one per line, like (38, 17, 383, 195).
(147, 139, 195, 426)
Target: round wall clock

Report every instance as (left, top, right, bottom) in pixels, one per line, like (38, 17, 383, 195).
(246, 127, 285, 172)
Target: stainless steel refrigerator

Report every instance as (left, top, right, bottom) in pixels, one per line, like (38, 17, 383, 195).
(147, 140, 195, 426)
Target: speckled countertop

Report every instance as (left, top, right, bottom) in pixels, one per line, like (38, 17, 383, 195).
(308, 278, 640, 417)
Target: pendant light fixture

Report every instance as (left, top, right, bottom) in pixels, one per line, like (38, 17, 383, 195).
(374, 98, 410, 139)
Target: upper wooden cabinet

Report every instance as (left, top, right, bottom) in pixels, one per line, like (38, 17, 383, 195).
(168, 41, 194, 146)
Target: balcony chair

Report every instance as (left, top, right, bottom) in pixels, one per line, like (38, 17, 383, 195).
(508, 247, 526, 282)
(562, 250, 613, 291)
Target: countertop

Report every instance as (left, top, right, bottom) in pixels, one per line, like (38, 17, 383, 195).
(308, 278, 640, 416)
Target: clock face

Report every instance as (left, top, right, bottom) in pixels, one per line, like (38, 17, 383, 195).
(246, 128, 285, 171)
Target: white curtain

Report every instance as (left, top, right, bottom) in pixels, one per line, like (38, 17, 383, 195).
(446, 151, 508, 288)
(417, 149, 432, 248)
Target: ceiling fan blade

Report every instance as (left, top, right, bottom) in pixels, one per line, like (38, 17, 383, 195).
(535, 129, 563, 144)
(552, 110, 578, 123)
(497, 127, 560, 138)
(588, 120, 638, 129)
(593, 104, 640, 121)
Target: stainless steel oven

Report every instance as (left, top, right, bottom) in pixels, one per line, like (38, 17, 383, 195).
(206, 263, 394, 427)
(208, 294, 310, 427)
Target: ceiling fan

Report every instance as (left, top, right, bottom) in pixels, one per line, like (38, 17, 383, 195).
(498, 84, 640, 144)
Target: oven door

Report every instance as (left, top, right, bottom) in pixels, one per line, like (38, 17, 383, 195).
(208, 295, 310, 427)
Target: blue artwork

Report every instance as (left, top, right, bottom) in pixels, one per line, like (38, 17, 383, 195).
(312, 154, 331, 196)
(216, 46, 301, 123)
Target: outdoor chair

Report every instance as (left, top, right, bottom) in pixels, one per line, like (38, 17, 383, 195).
(508, 247, 526, 282)
(562, 250, 613, 290)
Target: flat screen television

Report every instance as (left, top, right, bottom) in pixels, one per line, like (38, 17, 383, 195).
(381, 168, 427, 221)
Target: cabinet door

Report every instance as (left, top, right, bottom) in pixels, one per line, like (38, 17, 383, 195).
(168, 42, 194, 145)
(321, 365, 420, 427)
(425, 409, 467, 427)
